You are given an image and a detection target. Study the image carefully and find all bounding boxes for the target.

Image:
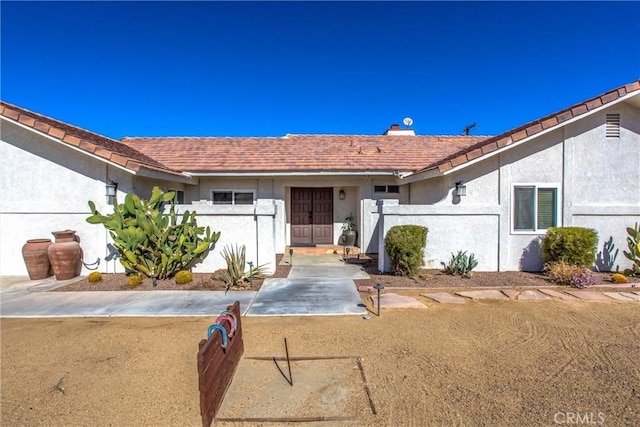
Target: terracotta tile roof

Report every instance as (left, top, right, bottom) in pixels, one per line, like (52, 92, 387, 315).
(0, 101, 183, 177)
(122, 134, 488, 173)
(420, 79, 640, 174)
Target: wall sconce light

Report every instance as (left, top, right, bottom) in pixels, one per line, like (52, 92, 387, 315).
(339, 189, 346, 200)
(106, 180, 117, 204)
(455, 181, 467, 197)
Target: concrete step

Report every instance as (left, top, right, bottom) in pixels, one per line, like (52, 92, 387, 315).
(284, 245, 362, 256)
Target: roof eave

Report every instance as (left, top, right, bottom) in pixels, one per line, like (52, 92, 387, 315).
(402, 89, 640, 183)
(185, 170, 412, 177)
(2, 115, 193, 182)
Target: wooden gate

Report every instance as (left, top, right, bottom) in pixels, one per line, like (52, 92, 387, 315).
(198, 301, 244, 427)
(291, 188, 333, 245)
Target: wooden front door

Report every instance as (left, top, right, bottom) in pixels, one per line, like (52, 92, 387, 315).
(291, 188, 333, 245)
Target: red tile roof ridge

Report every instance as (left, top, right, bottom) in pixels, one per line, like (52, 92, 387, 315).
(1, 100, 183, 176)
(1, 100, 117, 142)
(419, 79, 640, 174)
(123, 135, 288, 140)
(123, 134, 490, 140)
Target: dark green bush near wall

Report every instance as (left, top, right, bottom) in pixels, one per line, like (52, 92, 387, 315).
(541, 227, 598, 267)
(384, 225, 428, 276)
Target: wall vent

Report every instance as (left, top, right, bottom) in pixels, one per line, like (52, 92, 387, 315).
(605, 113, 620, 138)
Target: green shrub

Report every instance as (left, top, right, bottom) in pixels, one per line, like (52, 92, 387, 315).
(611, 273, 628, 284)
(623, 222, 640, 276)
(174, 270, 193, 285)
(87, 187, 220, 285)
(541, 227, 598, 268)
(544, 261, 596, 288)
(442, 251, 478, 278)
(219, 244, 267, 290)
(88, 271, 102, 283)
(127, 275, 143, 288)
(384, 225, 428, 276)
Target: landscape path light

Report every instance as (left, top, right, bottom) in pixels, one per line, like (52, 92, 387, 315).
(373, 283, 384, 317)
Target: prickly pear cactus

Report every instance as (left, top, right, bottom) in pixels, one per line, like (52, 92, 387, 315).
(623, 222, 640, 276)
(86, 187, 220, 282)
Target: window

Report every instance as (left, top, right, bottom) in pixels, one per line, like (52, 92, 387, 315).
(513, 185, 558, 232)
(374, 185, 400, 194)
(211, 190, 255, 205)
(606, 114, 620, 138)
(170, 189, 184, 204)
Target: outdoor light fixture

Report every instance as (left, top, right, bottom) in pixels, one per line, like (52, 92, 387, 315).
(248, 261, 254, 289)
(289, 248, 294, 266)
(339, 189, 346, 200)
(106, 180, 117, 204)
(455, 180, 467, 197)
(373, 283, 384, 317)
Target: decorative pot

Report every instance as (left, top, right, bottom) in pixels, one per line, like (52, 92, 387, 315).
(22, 239, 53, 280)
(48, 230, 82, 280)
(340, 230, 357, 246)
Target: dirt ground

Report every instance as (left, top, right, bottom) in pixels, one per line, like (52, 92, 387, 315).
(53, 254, 635, 292)
(2, 298, 639, 426)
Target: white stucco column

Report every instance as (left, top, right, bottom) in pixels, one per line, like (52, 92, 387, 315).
(377, 199, 400, 273)
(254, 199, 277, 274)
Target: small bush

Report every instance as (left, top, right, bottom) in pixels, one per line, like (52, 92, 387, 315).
(127, 275, 143, 288)
(442, 251, 478, 278)
(88, 271, 102, 283)
(611, 273, 629, 284)
(568, 269, 597, 289)
(541, 227, 598, 268)
(384, 225, 428, 276)
(174, 270, 193, 285)
(544, 261, 596, 288)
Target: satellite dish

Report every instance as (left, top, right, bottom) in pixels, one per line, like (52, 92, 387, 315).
(403, 117, 413, 127)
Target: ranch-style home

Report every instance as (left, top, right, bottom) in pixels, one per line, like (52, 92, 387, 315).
(1, 80, 639, 277)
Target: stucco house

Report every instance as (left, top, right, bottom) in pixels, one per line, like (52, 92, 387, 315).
(1, 80, 639, 277)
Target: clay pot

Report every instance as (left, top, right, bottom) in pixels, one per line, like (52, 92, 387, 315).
(48, 230, 82, 280)
(22, 239, 53, 280)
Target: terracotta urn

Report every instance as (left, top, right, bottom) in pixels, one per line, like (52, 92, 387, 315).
(22, 239, 53, 280)
(48, 230, 82, 280)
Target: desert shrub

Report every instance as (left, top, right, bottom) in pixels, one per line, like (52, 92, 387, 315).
(384, 225, 428, 276)
(623, 222, 640, 276)
(541, 227, 598, 268)
(220, 244, 266, 290)
(442, 251, 478, 278)
(127, 275, 143, 288)
(174, 270, 193, 285)
(87, 187, 220, 285)
(611, 273, 629, 284)
(88, 271, 102, 283)
(544, 261, 596, 288)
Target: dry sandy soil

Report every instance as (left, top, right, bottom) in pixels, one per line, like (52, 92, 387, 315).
(2, 299, 640, 426)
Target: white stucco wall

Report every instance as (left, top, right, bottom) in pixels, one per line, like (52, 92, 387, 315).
(376, 200, 500, 272)
(0, 119, 132, 276)
(173, 201, 277, 274)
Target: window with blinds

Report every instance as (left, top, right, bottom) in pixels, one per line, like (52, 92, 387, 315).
(513, 185, 558, 232)
(606, 114, 620, 138)
(211, 190, 255, 205)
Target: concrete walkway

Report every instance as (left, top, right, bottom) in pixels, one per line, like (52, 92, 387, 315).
(246, 254, 368, 316)
(0, 254, 369, 318)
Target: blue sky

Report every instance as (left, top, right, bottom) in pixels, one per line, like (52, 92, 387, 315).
(2, 1, 639, 139)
